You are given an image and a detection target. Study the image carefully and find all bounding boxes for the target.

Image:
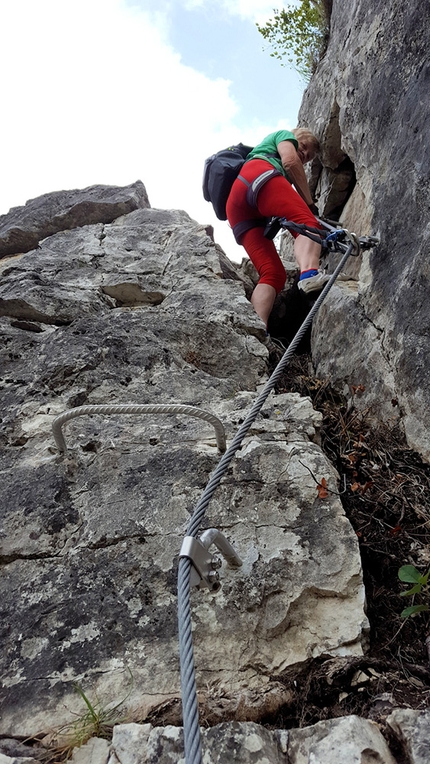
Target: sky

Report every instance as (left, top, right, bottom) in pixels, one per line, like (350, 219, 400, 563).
(0, 0, 305, 261)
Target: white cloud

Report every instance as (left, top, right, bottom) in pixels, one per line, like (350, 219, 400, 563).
(220, 0, 281, 23)
(0, 0, 297, 261)
(172, 0, 280, 23)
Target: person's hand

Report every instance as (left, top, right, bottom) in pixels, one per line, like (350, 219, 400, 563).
(309, 203, 319, 216)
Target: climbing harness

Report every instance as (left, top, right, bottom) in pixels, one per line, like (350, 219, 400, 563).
(177, 217, 379, 764)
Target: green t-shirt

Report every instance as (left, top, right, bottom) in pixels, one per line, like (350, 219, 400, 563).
(246, 130, 298, 177)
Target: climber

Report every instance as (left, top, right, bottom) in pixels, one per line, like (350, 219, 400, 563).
(226, 127, 328, 328)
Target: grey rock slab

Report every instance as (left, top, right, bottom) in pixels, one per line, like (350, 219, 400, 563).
(386, 709, 430, 764)
(0, 186, 366, 739)
(311, 283, 399, 425)
(0, 457, 79, 559)
(0, 397, 367, 736)
(110, 721, 288, 764)
(70, 738, 110, 764)
(0, 207, 263, 337)
(298, 0, 430, 461)
(0, 182, 150, 258)
(0, 307, 267, 466)
(288, 714, 397, 763)
(108, 716, 398, 764)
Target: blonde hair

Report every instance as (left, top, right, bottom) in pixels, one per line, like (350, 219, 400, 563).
(291, 127, 320, 155)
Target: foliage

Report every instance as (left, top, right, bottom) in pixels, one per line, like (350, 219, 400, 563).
(256, 1, 330, 81)
(39, 679, 131, 762)
(398, 564, 430, 618)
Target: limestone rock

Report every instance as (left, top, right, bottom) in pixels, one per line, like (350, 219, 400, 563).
(0, 742, 42, 762)
(310, 282, 398, 425)
(0, 756, 39, 764)
(107, 717, 397, 764)
(298, 0, 430, 461)
(110, 722, 288, 764)
(0, 181, 150, 258)
(70, 738, 110, 764)
(386, 709, 430, 764)
(288, 715, 396, 764)
(0, 196, 367, 738)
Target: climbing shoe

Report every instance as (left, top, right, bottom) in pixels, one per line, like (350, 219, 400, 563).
(297, 271, 330, 294)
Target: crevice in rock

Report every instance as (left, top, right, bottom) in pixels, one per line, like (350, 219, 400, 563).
(85, 533, 149, 551)
(10, 319, 45, 333)
(264, 353, 430, 729)
(0, 549, 64, 566)
(0, 300, 72, 326)
(310, 99, 357, 221)
(98, 224, 106, 246)
(322, 156, 356, 220)
(102, 284, 165, 307)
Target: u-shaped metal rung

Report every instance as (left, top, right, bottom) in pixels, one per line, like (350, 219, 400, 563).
(52, 404, 226, 454)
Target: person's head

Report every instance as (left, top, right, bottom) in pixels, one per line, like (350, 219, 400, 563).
(291, 127, 320, 164)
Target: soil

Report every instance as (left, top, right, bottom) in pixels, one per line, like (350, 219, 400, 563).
(264, 348, 430, 731)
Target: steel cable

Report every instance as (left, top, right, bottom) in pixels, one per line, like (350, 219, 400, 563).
(177, 242, 354, 764)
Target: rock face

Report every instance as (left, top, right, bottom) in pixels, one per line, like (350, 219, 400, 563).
(0, 181, 149, 258)
(386, 709, 430, 764)
(1, 0, 428, 756)
(107, 717, 398, 764)
(0, 185, 367, 738)
(295, 0, 430, 461)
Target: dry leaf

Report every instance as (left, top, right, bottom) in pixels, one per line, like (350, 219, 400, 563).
(390, 525, 402, 536)
(317, 477, 329, 499)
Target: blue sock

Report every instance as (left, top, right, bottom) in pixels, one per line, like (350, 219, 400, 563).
(299, 269, 318, 281)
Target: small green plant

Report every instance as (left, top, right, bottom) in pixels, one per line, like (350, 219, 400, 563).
(256, 1, 330, 81)
(41, 679, 132, 762)
(398, 564, 430, 618)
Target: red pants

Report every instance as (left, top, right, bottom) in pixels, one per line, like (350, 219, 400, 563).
(226, 159, 319, 293)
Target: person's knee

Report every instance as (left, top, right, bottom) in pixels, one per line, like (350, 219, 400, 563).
(260, 263, 286, 294)
(241, 229, 286, 293)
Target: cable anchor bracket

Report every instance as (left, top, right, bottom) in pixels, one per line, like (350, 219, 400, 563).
(358, 235, 380, 250)
(179, 529, 242, 593)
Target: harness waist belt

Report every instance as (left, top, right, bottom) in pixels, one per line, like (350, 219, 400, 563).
(232, 218, 267, 244)
(233, 167, 282, 244)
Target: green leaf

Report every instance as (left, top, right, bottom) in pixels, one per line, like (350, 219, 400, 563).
(256, 0, 329, 80)
(401, 604, 429, 618)
(74, 684, 98, 722)
(398, 565, 422, 583)
(400, 583, 423, 597)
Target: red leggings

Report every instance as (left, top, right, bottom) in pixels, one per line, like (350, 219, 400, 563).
(226, 158, 319, 293)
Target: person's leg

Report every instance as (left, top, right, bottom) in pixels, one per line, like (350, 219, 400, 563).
(227, 163, 287, 326)
(256, 176, 330, 293)
(239, 226, 286, 325)
(294, 234, 321, 272)
(256, 174, 322, 269)
(250, 283, 277, 327)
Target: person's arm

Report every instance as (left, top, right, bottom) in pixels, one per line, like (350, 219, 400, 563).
(276, 140, 315, 207)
